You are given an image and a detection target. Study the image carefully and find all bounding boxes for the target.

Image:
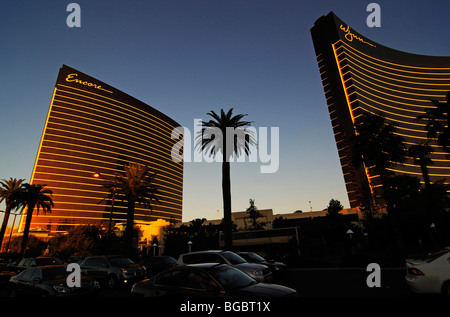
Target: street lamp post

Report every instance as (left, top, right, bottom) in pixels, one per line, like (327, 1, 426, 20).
(93, 172, 116, 236)
(187, 241, 193, 253)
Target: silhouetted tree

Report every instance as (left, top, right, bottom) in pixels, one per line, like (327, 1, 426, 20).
(196, 108, 256, 250)
(351, 112, 406, 178)
(0, 178, 25, 249)
(408, 143, 433, 191)
(245, 199, 266, 230)
(19, 183, 53, 257)
(326, 199, 344, 217)
(104, 162, 160, 250)
(418, 91, 450, 153)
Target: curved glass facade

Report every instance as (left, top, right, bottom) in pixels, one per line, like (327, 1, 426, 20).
(20, 65, 183, 233)
(311, 12, 450, 208)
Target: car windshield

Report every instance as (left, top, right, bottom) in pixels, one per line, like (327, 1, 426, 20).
(246, 253, 265, 262)
(163, 257, 177, 264)
(221, 252, 246, 265)
(42, 267, 69, 280)
(108, 257, 134, 266)
(210, 265, 257, 290)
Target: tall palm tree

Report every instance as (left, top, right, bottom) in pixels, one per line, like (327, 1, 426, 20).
(408, 142, 439, 222)
(196, 108, 256, 250)
(19, 183, 54, 257)
(417, 91, 450, 153)
(407, 143, 433, 192)
(105, 162, 160, 247)
(0, 178, 25, 250)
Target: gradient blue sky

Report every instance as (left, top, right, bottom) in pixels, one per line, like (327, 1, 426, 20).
(1, 0, 449, 224)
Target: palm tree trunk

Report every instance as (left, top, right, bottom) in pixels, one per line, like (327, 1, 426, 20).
(420, 162, 431, 192)
(0, 204, 12, 250)
(20, 204, 35, 257)
(420, 162, 436, 223)
(125, 199, 136, 250)
(222, 159, 233, 250)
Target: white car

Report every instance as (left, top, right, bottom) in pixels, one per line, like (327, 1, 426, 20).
(405, 248, 450, 296)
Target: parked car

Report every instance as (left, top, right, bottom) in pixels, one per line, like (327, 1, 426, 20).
(79, 255, 146, 288)
(405, 248, 450, 296)
(8, 265, 100, 297)
(0, 265, 16, 287)
(10, 257, 64, 273)
(142, 256, 177, 277)
(131, 263, 298, 297)
(177, 250, 272, 282)
(237, 252, 287, 275)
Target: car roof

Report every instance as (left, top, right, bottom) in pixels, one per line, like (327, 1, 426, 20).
(87, 255, 126, 258)
(181, 250, 227, 256)
(183, 263, 228, 269)
(27, 264, 67, 270)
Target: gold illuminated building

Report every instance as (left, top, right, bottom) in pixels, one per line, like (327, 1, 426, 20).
(19, 65, 183, 233)
(311, 12, 450, 208)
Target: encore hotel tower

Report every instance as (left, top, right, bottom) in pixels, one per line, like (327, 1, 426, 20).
(311, 12, 450, 208)
(19, 65, 183, 233)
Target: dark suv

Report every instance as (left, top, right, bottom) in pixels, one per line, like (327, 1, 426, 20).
(79, 255, 146, 288)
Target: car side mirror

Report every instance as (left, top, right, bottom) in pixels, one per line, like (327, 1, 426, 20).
(32, 277, 42, 284)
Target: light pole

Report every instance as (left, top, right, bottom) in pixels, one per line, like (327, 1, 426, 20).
(93, 172, 116, 236)
(153, 243, 158, 256)
(346, 229, 354, 238)
(187, 241, 193, 253)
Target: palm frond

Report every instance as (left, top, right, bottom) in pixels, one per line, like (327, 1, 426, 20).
(195, 108, 256, 161)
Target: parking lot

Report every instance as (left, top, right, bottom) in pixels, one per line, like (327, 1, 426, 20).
(0, 254, 436, 299)
(64, 266, 414, 298)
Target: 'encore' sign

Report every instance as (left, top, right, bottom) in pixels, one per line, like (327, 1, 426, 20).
(65, 73, 113, 93)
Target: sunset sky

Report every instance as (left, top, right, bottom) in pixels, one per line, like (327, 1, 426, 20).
(1, 0, 449, 223)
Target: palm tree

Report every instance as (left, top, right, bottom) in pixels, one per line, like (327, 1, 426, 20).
(105, 162, 160, 247)
(0, 178, 25, 250)
(19, 183, 54, 257)
(407, 143, 433, 192)
(408, 142, 439, 223)
(351, 112, 407, 178)
(418, 91, 450, 153)
(196, 108, 256, 250)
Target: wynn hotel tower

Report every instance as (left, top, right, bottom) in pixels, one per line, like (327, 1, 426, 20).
(311, 12, 450, 208)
